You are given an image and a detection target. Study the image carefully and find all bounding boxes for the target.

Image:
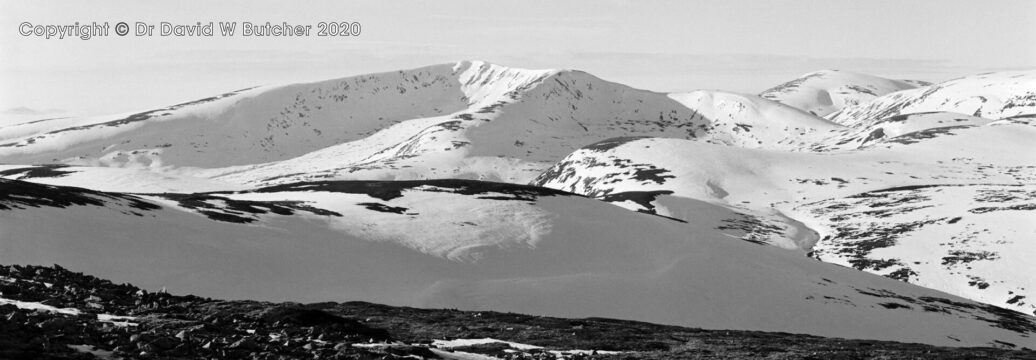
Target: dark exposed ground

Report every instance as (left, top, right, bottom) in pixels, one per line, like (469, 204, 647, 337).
(1, 264, 1034, 359)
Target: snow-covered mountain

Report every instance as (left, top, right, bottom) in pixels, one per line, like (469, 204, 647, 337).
(827, 70, 1036, 127)
(0, 61, 853, 188)
(760, 69, 924, 117)
(2, 62, 1034, 348)
(2, 178, 1034, 348)
(532, 116, 1036, 316)
(0, 61, 716, 185)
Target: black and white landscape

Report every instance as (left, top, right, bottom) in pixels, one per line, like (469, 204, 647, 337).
(1, 60, 1035, 359)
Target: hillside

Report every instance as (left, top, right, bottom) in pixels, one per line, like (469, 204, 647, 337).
(532, 118, 1036, 315)
(3, 178, 1035, 347)
(4, 264, 1033, 359)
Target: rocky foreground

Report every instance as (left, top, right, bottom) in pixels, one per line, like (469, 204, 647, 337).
(1, 264, 1033, 360)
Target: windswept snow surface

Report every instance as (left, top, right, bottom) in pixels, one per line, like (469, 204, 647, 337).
(1, 178, 1035, 347)
(760, 70, 923, 118)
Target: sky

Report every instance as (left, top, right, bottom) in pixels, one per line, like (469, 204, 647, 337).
(1, 0, 1034, 123)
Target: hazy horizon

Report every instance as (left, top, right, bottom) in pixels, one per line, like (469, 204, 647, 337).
(2, 0, 1034, 123)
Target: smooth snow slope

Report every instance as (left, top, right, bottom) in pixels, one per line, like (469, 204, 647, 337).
(760, 70, 923, 117)
(533, 118, 1036, 315)
(1, 179, 1034, 348)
